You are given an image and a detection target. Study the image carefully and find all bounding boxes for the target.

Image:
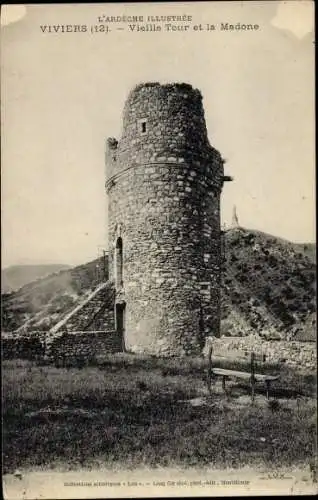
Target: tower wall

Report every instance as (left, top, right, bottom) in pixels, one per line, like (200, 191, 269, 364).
(106, 83, 224, 356)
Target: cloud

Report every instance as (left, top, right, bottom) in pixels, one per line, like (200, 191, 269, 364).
(1, 5, 27, 26)
(271, 0, 314, 39)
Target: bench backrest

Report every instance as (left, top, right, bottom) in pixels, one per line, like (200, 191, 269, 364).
(206, 342, 269, 376)
(244, 351, 267, 377)
(209, 344, 267, 365)
(244, 351, 266, 363)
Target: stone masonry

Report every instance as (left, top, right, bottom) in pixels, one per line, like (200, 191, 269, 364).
(44, 281, 118, 361)
(105, 82, 229, 356)
(209, 335, 317, 372)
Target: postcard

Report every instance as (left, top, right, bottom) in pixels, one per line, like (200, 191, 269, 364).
(1, 2, 316, 498)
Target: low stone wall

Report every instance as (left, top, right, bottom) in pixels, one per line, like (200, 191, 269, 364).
(209, 335, 316, 371)
(2, 334, 45, 360)
(2, 329, 122, 364)
(48, 330, 122, 365)
(3, 330, 316, 370)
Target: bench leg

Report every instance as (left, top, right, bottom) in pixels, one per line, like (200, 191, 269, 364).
(251, 377, 255, 403)
(222, 376, 226, 392)
(266, 380, 270, 401)
(207, 372, 212, 395)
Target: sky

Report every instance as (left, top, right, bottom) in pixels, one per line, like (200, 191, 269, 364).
(1, 2, 315, 268)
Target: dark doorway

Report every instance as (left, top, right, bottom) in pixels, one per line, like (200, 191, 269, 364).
(115, 302, 126, 351)
(115, 237, 123, 288)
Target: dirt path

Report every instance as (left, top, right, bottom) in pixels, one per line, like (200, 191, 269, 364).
(3, 465, 317, 499)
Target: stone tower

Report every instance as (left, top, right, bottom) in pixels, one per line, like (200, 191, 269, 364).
(105, 82, 229, 356)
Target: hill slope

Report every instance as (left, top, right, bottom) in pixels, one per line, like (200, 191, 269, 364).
(221, 228, 316, 341)
(1, 264, 72, 294)
(1, 258, 108, 333)
(1, 229, 316, 341)
(292, 242, 316, 264)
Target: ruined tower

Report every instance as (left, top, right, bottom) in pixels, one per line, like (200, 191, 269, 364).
(105, 82, 229, 356)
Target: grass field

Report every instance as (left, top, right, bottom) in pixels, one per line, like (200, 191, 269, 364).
(2, 354, 317, 474)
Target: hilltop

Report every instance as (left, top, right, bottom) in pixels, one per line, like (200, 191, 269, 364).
(1, 228, 316, 341)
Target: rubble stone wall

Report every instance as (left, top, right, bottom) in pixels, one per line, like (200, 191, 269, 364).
(210, 336, 317, 371)
(48, 331, 122, 364)
(54, 285, 115, 333)
(2, 334, 45, 360)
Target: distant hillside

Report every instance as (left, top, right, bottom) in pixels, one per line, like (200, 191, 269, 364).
(1, 258, 108, 333)
(1, 229, 316, 341)
(1, 264, 72, 293)
(221, 228, 316, 341)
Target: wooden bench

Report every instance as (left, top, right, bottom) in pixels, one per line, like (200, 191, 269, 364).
(206, 345, 280, 402)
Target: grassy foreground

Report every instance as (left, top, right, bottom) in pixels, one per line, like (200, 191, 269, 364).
(2, 354, 317, 474)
